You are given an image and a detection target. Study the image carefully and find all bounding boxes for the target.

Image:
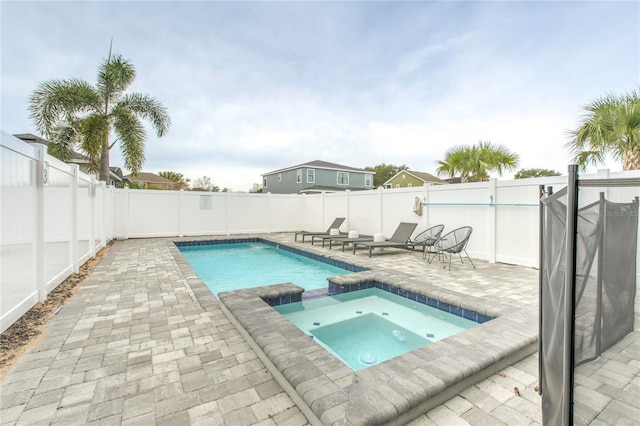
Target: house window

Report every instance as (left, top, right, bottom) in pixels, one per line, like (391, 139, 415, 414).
(307, 169, 315, 183)
(337, 171, 349, 185)
(385, 184, 391, 189)
(296, 169, 302, 183)
(364, 174, 372, 187)
(277, 173, 282, 182)
(263, 178, 267, 188)
(408, 183, 412, 187)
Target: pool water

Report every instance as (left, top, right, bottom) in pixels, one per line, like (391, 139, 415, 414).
(178, 242, 350, 295)
(275, 288, 478, 370)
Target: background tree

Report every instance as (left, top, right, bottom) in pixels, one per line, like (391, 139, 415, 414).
(364, 163, 409, 187)
(191, 176, 220, 192)
(568, 89, 640, 170)
(158, 171, 190, 190)
(28, 44, 170, 182)
(514, 168, 561, 179)
(436, 141, 519, 183)
(249, 183, 263, 193)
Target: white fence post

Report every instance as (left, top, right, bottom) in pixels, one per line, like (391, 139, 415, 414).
(71, 164, 79, 272)
(422, 183, 430, 223)
(100, 181, 106, 249)
(346, 190, 351, 229)
(379, 187, 384, 233)
(488, 178, 497, 263)
(123, 186, 130, 240)
(267, 191, 272, 233)
(89, 176, 96, 258)
(34, 144, 46, 303)
(226, 191, 231, 235)
(178, 189, 184, 238)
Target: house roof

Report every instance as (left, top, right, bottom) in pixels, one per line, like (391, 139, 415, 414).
(125, 172, 174, 184)
(383, 170, 447, 185)
(14, 133, 90, 163)
(262, 160, 374, 176)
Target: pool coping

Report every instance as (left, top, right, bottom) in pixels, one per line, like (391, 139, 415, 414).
(168, 237, 538, 425)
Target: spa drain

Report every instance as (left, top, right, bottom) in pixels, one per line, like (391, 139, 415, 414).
(360, 353, 377, 364)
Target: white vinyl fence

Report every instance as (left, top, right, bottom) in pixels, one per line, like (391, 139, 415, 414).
(1, 132, 114, 333)
(2, 131, 639, 333)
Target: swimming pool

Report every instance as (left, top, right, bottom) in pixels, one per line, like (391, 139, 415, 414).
(177, 241, 354, 295)
(275, 288, 477, 370)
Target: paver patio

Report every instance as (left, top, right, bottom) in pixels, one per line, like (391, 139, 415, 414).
(1, 233, 637, 425)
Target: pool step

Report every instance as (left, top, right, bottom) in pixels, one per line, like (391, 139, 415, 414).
(302, 288, 329, 300)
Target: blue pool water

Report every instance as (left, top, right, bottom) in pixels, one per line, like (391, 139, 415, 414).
(178, 242, 350, 295)
(275, 288, 477, 370)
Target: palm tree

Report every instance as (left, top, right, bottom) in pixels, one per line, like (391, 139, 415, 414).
(29, 45, 170, 182)
(568, 89, 640, 171)
(436, 141, 519, 183)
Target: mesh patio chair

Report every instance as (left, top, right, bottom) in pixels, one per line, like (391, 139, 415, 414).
(428, 226, 476, 270)
(409, 224, 445, 258)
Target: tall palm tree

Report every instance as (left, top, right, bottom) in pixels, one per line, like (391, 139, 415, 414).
(29, 46, 170, 182)
(568, 89, 640, 171)
(436, 141, 519, 183)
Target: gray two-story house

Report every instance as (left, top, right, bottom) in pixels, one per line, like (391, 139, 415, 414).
(261, 160, 375, 194)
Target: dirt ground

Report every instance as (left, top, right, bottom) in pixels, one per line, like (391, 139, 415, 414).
(0, 241, 114, 380)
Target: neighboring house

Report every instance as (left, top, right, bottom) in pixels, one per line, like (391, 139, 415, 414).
(125, 172, 176, 190)
(108, 167, 125, 187)
(383, 170, 447, 188)
(261, 160, 375, 194)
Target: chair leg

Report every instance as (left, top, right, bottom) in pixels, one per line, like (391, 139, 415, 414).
(465, 250, 476, 269)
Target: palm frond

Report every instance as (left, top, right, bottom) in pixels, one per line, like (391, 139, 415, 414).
(47, 122, 80, 162)
(112, 106, 146, 173)
(568, 88, 640, 170)
(96, 53, 136, 105)
(118, 93, 171, 137)
(28, 79, 101, 137)
(78, 115, 109, 171)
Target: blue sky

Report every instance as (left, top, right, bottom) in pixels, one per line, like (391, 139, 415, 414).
(2, 1, 638, 191)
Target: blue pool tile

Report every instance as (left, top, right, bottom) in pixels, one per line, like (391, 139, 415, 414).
(356, 311, 362, 314)
(382, 312, 388, 316)
(451, 306, 462, 317)
(463, 310, 478, 321)
(439, 302, 451, 312)
(478, 314, 493, 323)
(313, 322, 320, 326)
(398, 289, 407, 298)
(417, 294, 427, 304)
(427, 298, 438, 308)
(426, 333, 435, 338)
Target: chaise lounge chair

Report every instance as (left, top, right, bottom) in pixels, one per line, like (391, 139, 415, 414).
(294, 217, 346, 242)
(311, 232, 372, 247)
(428, 226, 476, 270)
(351, 222, 419, 257)
(325, 233, 375, 251)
